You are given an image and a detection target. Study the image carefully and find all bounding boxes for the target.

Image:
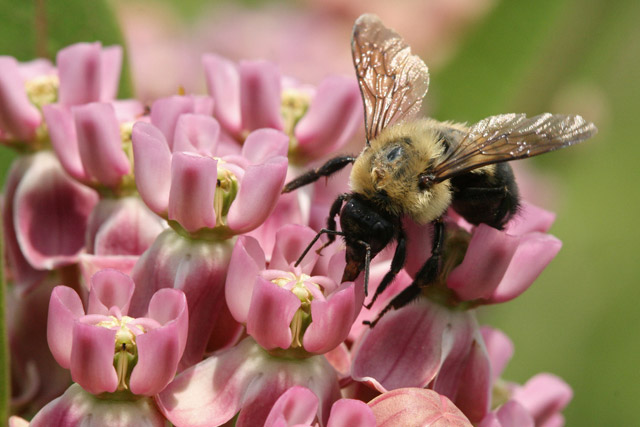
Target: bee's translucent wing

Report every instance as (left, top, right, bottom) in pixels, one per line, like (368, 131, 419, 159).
(352, 14, 430, 142)
(432, 113, 597, 182)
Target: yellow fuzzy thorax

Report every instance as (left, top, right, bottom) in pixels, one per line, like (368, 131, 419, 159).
(350, 118, 457, 224)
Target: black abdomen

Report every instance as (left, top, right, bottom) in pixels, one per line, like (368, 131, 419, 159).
(450, 162, 520, 229)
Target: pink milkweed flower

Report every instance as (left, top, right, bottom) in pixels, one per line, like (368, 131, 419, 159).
(0, 56, 56, 146)
(202, 54, 362, 164)
(2, 152, 99, 292)
(264, 386, 376, 427)
(156, 336, 341, 427)
(47, 269, 188, 396)
(225, 224, 364, 355)
(478, 327, 573, 427)
(368, 388, 472, 426)
(79, 196, 166, 284)
(43, 100, 144, 190)
(351, 202, 561, 422)
(131, 99, 289, 237)
(26, 383, 167, 427)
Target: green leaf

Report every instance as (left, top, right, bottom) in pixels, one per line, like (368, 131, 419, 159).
(0, 0, 133, 98)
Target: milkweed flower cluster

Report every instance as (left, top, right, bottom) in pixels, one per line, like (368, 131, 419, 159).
(2, 40, 571, 427)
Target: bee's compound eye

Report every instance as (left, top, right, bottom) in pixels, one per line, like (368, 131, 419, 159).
(386, 146, 402, 161)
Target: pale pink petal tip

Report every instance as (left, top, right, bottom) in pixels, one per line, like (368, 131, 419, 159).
(131, 121, 172, 215)
(202, 53, 242, 136)
(226, 156, 288, 234)
(168, 152, 218, 232)
(87, 269, 135, 315)
(42, 104, 86, 181)
(512, 373, 572, 425)
(368, 388, 472, 426)
(264, 386, 318, 427)
(47, 286, 86, 369)
(225, 235, 266, 324)
(0, 56, 41, 141)
(239, 60, 284, 132)
(480, 326, 514, 381)
(242, 128, 289, 164)
(327, 398, 376, 427)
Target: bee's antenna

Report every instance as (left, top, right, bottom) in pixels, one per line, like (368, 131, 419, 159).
(294, 229, 344, 267)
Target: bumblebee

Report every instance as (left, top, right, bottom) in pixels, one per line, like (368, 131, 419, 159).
(283, 14, 597, 323)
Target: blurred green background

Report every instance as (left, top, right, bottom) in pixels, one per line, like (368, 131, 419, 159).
(1, 0, 638, 424)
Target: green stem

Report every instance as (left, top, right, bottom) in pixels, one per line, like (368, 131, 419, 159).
(0, 208, 9, 424)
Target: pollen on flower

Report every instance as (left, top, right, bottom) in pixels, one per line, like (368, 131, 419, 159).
(281, 88, 310, 155)
(96, 315, 142, 391)
(213, 167, 238, 226)
(24, 75, 59, 108)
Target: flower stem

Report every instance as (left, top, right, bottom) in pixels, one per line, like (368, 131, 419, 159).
(0, 216, 9, 424)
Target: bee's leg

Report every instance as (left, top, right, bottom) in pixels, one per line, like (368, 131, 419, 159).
(282, 155, 356, 193)
(413, 218, 445, 287)
(363, 281, 421, 328)
(364, 228, 406, 309)
(294, 193, 348, 267)
(362, 220, 443, 328)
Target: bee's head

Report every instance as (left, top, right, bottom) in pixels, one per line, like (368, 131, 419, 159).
(340, 194, 398, 281)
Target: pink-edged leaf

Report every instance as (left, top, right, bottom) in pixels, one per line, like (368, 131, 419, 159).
(131, 121, 172, 215)
(368, 388, 472, 426)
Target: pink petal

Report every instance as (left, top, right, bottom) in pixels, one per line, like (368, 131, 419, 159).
(480, 326, 514, 381)
(512, 373, 572, 426)
(247, 277, 300, 349)
(269, 224, 320, 272)
(202, 54, 242, 137)
(168, 152, 218, 232)
(227, 156, 288, 234)
(150, 96, 201, 149)
(130, 289, 188, 395)
(489, 233, 562, 303)
(327, 399, 376, 427)
(447, 224, 519, 301)
(173, 113, 220, 156)
(70, 322, 118, 394)
(504, 202, 556, 236)
(2, 156, 47, 293)
(14, 152, 98, 270)
(42, 104, 87, 181)
(402, 219, 434, 279)
(112, 99, 145, 122)
(131, 121, 172, 215)
(18, 58, 55, 80)
(99, 45, 123, 101)
(8, 416, 29, 427)
(87, 197, 165, 256)
(351, 299, 450, 392)
(47, 286, 86, 369)
(304, 282, 359, 354)
(78, 254, 139, 286)
(87, 269, 135, 315)
(225, 235, 266, 324)
(73, 102, 131, 187)
(495, 401, 535, 427)
(451, 338, 492, 423)
(264, 386, 319, 427)
(239, 60, 284, 132)
(368, 388, 472, 426)
(29, 383, 166, 426)
(0, 56, 41, 140)
(57, 42, 102, 106)
(242, 128, 289, 164)
(294, 76, 362, 159)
